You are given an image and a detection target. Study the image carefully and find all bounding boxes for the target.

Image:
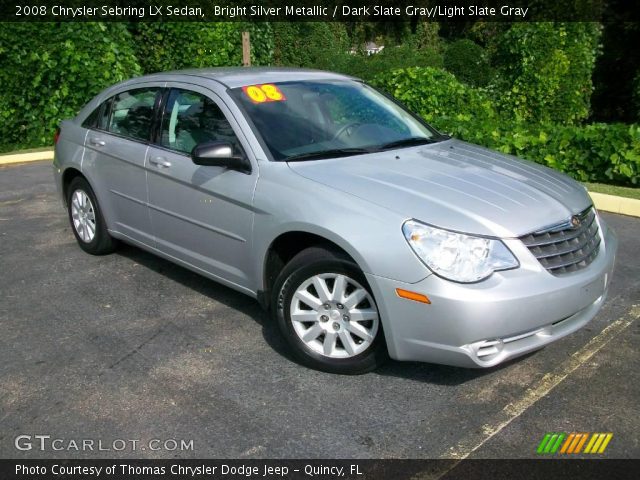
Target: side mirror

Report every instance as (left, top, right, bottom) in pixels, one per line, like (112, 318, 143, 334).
(191, 141, 249, 172)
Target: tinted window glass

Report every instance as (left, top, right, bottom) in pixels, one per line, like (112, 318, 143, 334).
(82, 106, 99, 129)
(230, 81, 438, 161)
(108, 88, 159, 141)
(82, 99, 111, 130)
(160, 89, 240, 155)
(97, 99, 111, 130)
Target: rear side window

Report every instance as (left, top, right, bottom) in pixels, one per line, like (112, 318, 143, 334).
(108, 88, 160, 142)
(82, 99, 111, 130)
(82, 107, 99, 129)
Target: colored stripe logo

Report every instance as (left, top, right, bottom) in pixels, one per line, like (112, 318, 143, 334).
(537, 433, 613, 454)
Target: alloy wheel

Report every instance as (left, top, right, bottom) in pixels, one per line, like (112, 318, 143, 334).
(70, 190, 96, 243)
(289, 273, 379, 358)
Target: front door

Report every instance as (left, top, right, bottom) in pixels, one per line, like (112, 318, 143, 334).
(145, 85, 258, 291)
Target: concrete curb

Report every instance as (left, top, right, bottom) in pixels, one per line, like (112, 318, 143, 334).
(590, 192, 640, 218)
(0, 149, 54, 165)
(0, 148, 638, 218)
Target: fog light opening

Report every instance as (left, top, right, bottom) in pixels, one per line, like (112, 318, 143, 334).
(473, 338, 504, 360)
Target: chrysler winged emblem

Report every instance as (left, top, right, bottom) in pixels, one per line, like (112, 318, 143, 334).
(571, 215, 581, 228)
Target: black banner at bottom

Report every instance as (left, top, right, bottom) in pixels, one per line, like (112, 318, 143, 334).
(3, 459, 639, 480)
(0, 459, 640, 480)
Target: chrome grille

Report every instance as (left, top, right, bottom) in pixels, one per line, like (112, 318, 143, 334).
(519, 207, 601, 275)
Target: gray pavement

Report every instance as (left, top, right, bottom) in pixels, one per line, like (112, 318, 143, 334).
(0, 161, 638, 460)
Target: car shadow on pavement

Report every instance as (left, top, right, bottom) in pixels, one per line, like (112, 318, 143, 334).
(115, 243, 538, 384)
(114, 243, 298, 359)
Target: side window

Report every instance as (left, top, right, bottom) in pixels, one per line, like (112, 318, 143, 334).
(82, 99, 111, 130)
(108, 88, 159, 141)
(159, 88, 240, 155)
(97, 99, 111, 130)
(82, 106, 99, 129)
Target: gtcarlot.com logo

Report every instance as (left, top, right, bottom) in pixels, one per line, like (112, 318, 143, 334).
(14, 435, 194, 452)
(537, 432, 613, 455)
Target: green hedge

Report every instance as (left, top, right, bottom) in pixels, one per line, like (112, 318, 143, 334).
(272, 22, 443, 82)
(374, 67, 640, 185)
(336, 45, 443, 81)
(371, 66, 497, 125)
(133, 23, 273, 74)
(443, 39, 494, 87)
(273, 22, 349, 68)
(0, 23, 141, 152)
(491, 22, 601, 125)
(1, 22, 636, 187)
(464, 122, 640, 186)
(634, 69, 640, 122)
(0, 22, 272, 153)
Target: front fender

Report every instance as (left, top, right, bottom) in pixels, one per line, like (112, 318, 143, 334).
(251, 163, 431, 292)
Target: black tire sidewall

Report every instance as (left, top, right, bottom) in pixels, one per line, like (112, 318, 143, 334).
(273, 247, 387, 374)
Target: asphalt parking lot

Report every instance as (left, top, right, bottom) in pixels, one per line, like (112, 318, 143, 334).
(1, 161, 639, 460)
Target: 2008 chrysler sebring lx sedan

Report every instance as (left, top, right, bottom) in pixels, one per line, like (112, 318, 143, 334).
(53, 68, 617, 374)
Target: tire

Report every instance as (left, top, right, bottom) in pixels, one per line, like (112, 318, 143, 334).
(66, 177, 117, 255)
(272, 246, 388, 374)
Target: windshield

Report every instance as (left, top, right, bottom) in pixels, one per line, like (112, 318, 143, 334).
(230, 80, 443, 161)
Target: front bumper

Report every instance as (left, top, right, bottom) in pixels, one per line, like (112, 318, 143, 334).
(367, 216, 617, 368)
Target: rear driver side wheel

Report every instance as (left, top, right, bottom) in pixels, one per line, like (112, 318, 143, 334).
(272, 247, 388, 374)
(67, 177, 117, 255)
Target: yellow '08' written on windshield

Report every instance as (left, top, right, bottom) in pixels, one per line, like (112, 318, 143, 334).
(242, 84, 287, 104)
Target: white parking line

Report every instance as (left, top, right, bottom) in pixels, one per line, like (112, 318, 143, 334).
(444, 303, 639, 463)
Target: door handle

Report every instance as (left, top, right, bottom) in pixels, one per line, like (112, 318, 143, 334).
(89, 138, 105, 147)
(149, 156, 171, 168)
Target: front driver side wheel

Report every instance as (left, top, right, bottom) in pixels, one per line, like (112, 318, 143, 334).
(272, 247, 388, 374)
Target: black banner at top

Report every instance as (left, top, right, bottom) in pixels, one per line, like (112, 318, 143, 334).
(2, 0, 639, 22)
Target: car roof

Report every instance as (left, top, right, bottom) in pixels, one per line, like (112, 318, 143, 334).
(124, 67, 357, 89)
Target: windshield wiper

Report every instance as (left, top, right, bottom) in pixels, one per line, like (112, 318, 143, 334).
(285, 148, 372, 162)
(375, 136, 441, 151)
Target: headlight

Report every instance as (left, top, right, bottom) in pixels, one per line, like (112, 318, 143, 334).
(402, 220, 519, 283)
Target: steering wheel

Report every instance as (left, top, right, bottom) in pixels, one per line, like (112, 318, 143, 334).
(331, 122, 362, 141)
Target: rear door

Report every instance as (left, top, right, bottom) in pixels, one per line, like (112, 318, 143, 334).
(145, 84, 258, 291)
(82, 84, 163, 246)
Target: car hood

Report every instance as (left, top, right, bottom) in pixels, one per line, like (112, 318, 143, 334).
(287, 139, 592, 237)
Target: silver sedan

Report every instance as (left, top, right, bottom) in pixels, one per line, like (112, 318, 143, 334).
(53, 68, 616, 374)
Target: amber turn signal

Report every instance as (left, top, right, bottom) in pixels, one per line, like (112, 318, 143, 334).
(395, 288, 431, 304)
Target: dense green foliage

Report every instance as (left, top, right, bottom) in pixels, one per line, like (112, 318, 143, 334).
(374, 67, 640, 185)
(328, 45, 443, 82)
(273, 22, 349, 69)
(591, 12, 640, 123)
(634, 70, 640, 122)
(0, 22, 272, 152)
(0, 20, 637, 188)
(272, 21, 443, 82)
(372, 67, 496, 126)
(443, 39, 493, 87)
(491, 22, 601, 124)
(0, 23, 141, 152)
(133, 23, 273, 73)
